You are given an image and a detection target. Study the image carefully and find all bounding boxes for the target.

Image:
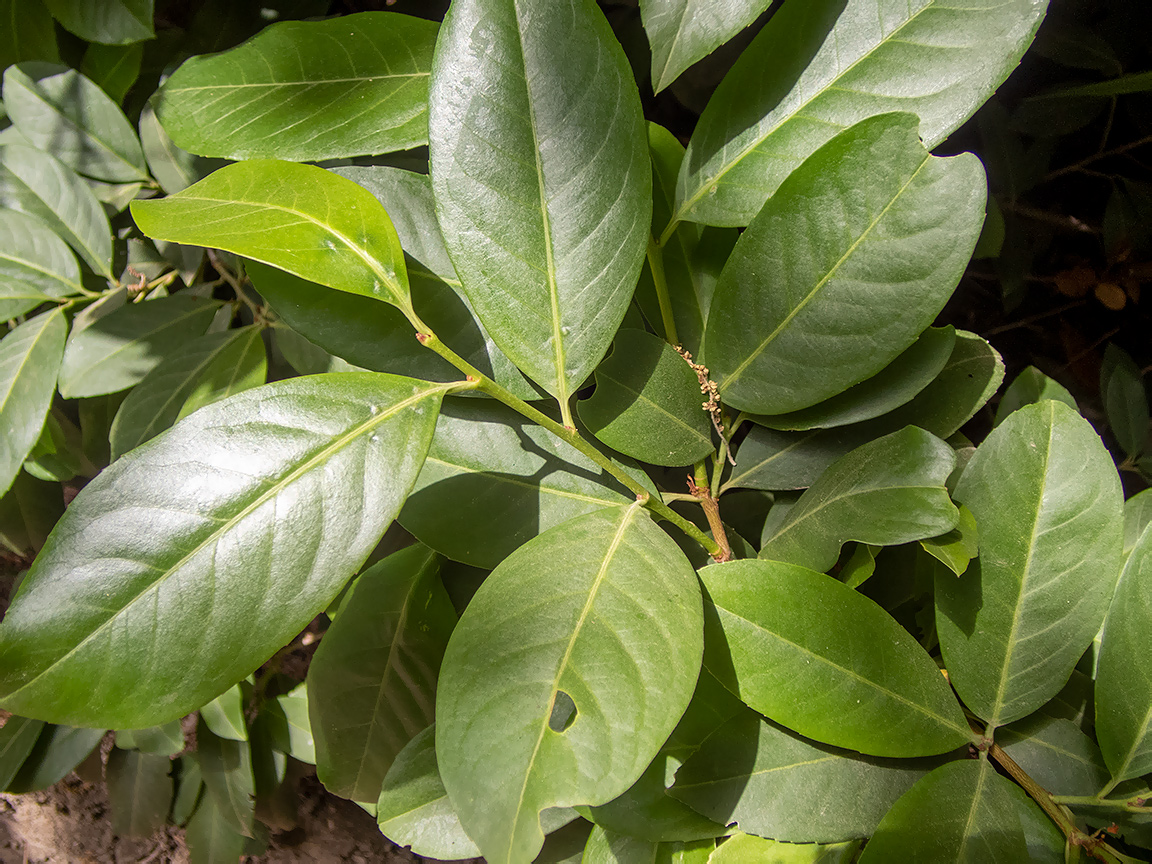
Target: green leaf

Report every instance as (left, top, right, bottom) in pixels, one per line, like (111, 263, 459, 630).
(752, 328, 957, 432)
(428, 0, 651, 408)
(197, 717, 255, 838)
(116, 720, 184, 756)
(1096, 523, 1152, 786)
(0, 373, 449, 728)
(42, 0, 153, 45)
(997, 714, 1110, 798)
(131, 160, 412, 309)
(185, 776, 247, 864)
(578, 330, 714, 467)
(0, 715, 44, 790)
(261, 685, 314, 765)
(709, 834, 859, 864)
(3, 723, 106, 792)
(0, 205, 81, 316)
(200, 683, 248, 743)
(920, 504, 978, 577)
(0, 143, 114, 276)
(58, 293, 221, 399)
(400, 400, 634, 569)
(155, 12, 437, 161)
(3, 63, 148, 182)
(700, 559, 970, 757)
(436, 504, 703, 863)
(993, 366, 1077, 426)
(23, 408, 86, 484)
(0, 473, 63, 559)
(1101, 344, 1148, 458)
(0, 0, 59, 70)
(170, 755, 202, 827)
(309, 544, 456, 802)
(705, 114, 985, 414)
(671, 712, 932, 843)
(377, 724, 483, 860)
(0, 308, 68, 498)
(674, 0, 1046, 227)
(1032, 70, 1152, 100)
(838, 543, 879, 590)
(759, 428, 958, 573)
(937, 401, 1124, 728)
(1123, 489, 1152, 561)
(138, 104, 227, 196)
(109, 325, 267, 459)
(856, 759, 1030, 863)
(81, 41, 143, 105)
(106, 747, 173, 837)
(640, 0, 771, 93)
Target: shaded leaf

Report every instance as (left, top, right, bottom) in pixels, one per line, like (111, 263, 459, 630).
(1101, 344, 1148, 458)
(705, 113, 985, 414)
(106, 747, 173, 837)
(997, 714, 1110, 798)
(436, 504, 703, 863)
(1123, 489, 1152, 561)
(0, 715, 44, 791)
(115, 720, 184, 756)
(200, 683, 248, 743)
(197, 718, 255, 838)
(640, 0, 771, 93)
(155, 12, 438, 161)
(170, 755, 202, 827)
(138, 103, 227, 195)
(185, 778, 247, 864)
(0, 0, 59, 70)
(263, 684, 314, 765)
(937, 401, 1124, 728)
(993, 366, 1076, 426)
(428, 0, 651, 406)
(42, 0, 153, 45)
(0, 373, 449, 728)
(0, 208, 83, 318)
(920, 505, 978, 577)
(701, 559, 970, 757)
(309, 544, 456, 802)
(4, 724, 106, 793)
(81, 42, 143, 104)
(0, 473, 63, 559)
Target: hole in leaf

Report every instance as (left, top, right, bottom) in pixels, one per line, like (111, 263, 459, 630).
(548, 690, 577, 733)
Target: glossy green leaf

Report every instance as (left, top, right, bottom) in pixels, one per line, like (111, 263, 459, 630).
(138, 104, 226, 196)
(705, 114, 985, 414)
(309, 544, 456, 802)
(428, 0, 651, 407)
(578, 330, 714, 466)
(197, 717, 255, 837)
(920, 505, 978, 577)
(0, 0, 59, 70)
(581, 825, 664, 863)
(377, 724, 483, 860)
(106, 747, 173, 837)
(185, 775, 247, 864)
(131, 160, 412, 309)
(937, 401, 1123, 728)
(700, 560, 970, 757)
(997, 714, 1110, 797)
(856, 759, 1031, 864)
(672, 712, 932, 843)
(759, 428, 958, 573)
(674, 0, 1046, 227)
(993, 366, 1076, 426)
(201, 683, 248, 743)
(0, 308, 68, 498)
(0, 472, 63, 559)
(436, 504, 703, 863)
(3, 63, 148, 182)
(116, 720, 184, 756)
(1101, 344, 1148, 458)
(400, 400, 633, 568)
(58, 293, 220, 399)
(752, 328, 956, 432)
(0, 207, 83, 318)
(109, 325, 267, 459)
(0, 143, 113, 276)
(155, 12, 437, 161)
(3, 723, 106, 792)
(640, 0, 771, 93)
(1123, 489, 1152, 561)
(1096, 523, 1152, 786)
(81, 42, 142, 105)
(0, 373, 449, 728)
(709, 834, 859, 864)
(42, 0, 153, 45)
(0, 715, 44, 790)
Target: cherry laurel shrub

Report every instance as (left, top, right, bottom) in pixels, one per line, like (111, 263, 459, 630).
(0, 0, 1150, 862)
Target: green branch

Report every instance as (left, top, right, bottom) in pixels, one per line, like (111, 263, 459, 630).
(646, 235, 679, 346)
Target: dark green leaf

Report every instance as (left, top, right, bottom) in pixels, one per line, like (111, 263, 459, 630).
(920, 504, 978, 577)
(436, 504, 703, 863)
(428, 0, 651, 407)
(839, 543, 879, 589)
(170, 755, 202, 827)
(197, 718, 255, 838)
(106, 747, 174, 837)
(1101, 344, 1148, 458)
(671, 712, 932, 843)
(131, 161, 412, 309)
(155, 12, 438, 161)
(0, 143, 114, 276)
(3, 63, 148, 182)
(640, 0, 771, 93)
(4, 723, 106, 792)
(184, 779, 247, 864)
(115, 720, 184, 756)
(706, 114, 985, 414)
(42, 0, 153, 45)
(997, 714, 1110, 797)
(993, 366, 1076, 426)
(200, 684, 248, 742)
(1096, 523, 1152, 787)
(81, 42, 143, 104)
(0, 473, 63, 559)
(309, 544, 456, 802)
(938, 401, 1124, 728)
(400, 400, 634, 568)
(759, 428, 958, 573)
(0, 0, 59, 70)
(0, 308, 68, 497)
(578, 329, 714, 466)
(1032, 70, 1152, 100)
(109, 325, 267, 459)
(701, 559, 970, 757)
(58, 294, 220, 399)
(674, 0, 1046, 227)
(0, 715, 44, 790)
(0, 373, 449, 728)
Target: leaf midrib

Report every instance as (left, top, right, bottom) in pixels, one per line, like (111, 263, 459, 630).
(422, 456, 622, 506)
(168, 73, 429, 94)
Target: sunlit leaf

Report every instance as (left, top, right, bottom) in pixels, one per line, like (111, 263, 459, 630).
(993, 366, 1076, 426)
(640, 0, 771, 93)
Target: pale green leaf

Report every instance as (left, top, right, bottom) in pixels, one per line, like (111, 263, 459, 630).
(428, 0, 651, 407)
(993, 366, 1077, 427)
(937, 401, 1124, 728)
(920, 504, 978, 577)
(674, 0, 1047, 227)
(42, 0, 153, 45)
(115, 720, 184, 756)
(138, 103, 226, 195)
(709, 834, 859, 864)
(155, 12, 437, 161)
(581, 825, 659, 863)
(640, 0, 771, 93)
(200, 683, 247, 743)
(436, 504, 703, 863)
(0, 373, 449, 728)
(106, 747, 173, 837)
(1123, 489, 1152, 561)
